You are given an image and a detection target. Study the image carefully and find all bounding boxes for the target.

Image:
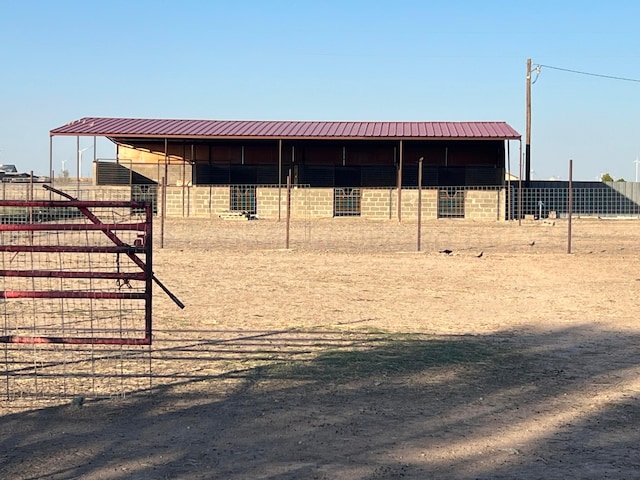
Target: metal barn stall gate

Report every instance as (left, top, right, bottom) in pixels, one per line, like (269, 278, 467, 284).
(0, 186, 181, 405)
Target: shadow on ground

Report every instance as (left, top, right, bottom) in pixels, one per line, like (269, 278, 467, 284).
(1, 325, 640, 479)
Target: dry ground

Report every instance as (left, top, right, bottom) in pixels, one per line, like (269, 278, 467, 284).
(2, 217, 640, 479)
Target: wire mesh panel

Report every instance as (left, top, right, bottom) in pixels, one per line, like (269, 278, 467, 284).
(334, 188, 362, 217)
(0, 190, 153, 401)
(511, 186, 640, 218)
(438, 188, 465, 218)
(230, 185, 257, 215)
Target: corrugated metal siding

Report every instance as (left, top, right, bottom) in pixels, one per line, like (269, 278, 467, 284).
(51, 117, 520, 140)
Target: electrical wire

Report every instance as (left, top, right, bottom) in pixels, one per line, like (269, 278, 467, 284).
(538, 64, 640, 83)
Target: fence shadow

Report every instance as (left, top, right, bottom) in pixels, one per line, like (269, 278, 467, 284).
(1, 325, 639, 479)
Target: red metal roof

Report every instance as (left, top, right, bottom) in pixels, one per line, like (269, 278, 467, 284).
(50, 117, 520, 140)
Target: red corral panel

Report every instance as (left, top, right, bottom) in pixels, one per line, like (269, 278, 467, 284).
(51, 117, 521, 140)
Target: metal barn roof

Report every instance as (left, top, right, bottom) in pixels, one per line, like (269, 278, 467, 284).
(50, 117, 521, 140)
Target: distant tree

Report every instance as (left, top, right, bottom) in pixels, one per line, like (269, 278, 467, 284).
(616, 178, 626, 182)
(601, 173, 614, 182)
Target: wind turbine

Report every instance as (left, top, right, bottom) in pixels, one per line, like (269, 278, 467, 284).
(78, 146, 93, 180)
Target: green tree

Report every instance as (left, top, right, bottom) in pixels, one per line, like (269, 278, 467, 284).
(601, 173, 614, 182)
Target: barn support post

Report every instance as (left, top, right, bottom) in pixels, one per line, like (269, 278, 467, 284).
(292, 145, 296, 184)
(507, 140, 512, 220)
(163, 138, 168, 179)
(92, 135, 97, 183)
(76, 135, 81, 197)
(397, 140, 403, 222)
(49, 134, 54, 192)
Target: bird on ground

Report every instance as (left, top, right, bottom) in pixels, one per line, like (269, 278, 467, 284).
(476, 251, 483, 258)
(529, 241, 535, 247)
(439, 249, 453, 255)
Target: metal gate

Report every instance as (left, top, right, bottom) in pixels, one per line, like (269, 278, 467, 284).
(0, 186, 182, 402)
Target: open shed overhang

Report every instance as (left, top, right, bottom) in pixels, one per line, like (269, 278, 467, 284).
(50, 117, 521, 142)
(49, 117, 523, 190)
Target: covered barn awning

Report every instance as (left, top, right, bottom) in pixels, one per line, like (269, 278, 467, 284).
(51, 117, 520, 142)
(49, 117, 523, 198)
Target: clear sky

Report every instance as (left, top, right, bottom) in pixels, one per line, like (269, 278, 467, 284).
(1, 0, 639, 181)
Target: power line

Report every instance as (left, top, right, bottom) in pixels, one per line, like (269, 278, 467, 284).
(538, 64, 640, 83)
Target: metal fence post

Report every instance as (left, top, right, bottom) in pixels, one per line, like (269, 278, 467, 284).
(568, 160, 573, 254)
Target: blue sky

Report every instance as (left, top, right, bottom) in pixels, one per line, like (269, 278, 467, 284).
(1, 0, 639, 180)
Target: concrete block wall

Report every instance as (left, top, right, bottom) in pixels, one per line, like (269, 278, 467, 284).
(254, 187, 333, 219)
(0, 183, 507, 221)
(300, 188, 333, 218)
(400, 189, 439, 220)
(155, 186, 337, 219)
(157, 186, 229, 218)
(361, 188, 394, 219)
(256, 187, 286, 219)
(360, 188, 444, 220)
(465, 189, 502, 220)
(194, 186, 229, 217)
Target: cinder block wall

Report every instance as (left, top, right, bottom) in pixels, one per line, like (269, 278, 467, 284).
(255, 187, 333, 219)
(256, 187, 284, 219)
(0, 183, 508, 221)
(191, 186, 229, 217)
(465, 190, 502, 221)
(361, 188, 394, 219)
(399, 189, 439, 220)
(301, 188, 334, 218)
(360, 188, 441, 220)
(156, 186, 228, 218)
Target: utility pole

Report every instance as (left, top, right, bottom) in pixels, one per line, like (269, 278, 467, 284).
(525, 58, 532, 185)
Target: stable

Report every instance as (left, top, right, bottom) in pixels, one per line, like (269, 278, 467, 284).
(50, 117, 521, 220)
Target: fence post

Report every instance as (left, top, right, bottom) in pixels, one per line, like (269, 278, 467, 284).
(286, 170, 291, 249)
(160, 176, 166, 249)
(417, 157, 423, 251)
(568, 159, 573, 254)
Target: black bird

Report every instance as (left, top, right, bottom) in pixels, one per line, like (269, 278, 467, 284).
(439, 249, 453, 255)
(476, 251, 483, 258)
(529, 241, 535, 247)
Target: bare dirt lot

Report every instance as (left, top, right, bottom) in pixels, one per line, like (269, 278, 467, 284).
(2, 217, 640, 479)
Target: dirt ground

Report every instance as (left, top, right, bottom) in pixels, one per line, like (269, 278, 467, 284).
(2, 217, 640, 479)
